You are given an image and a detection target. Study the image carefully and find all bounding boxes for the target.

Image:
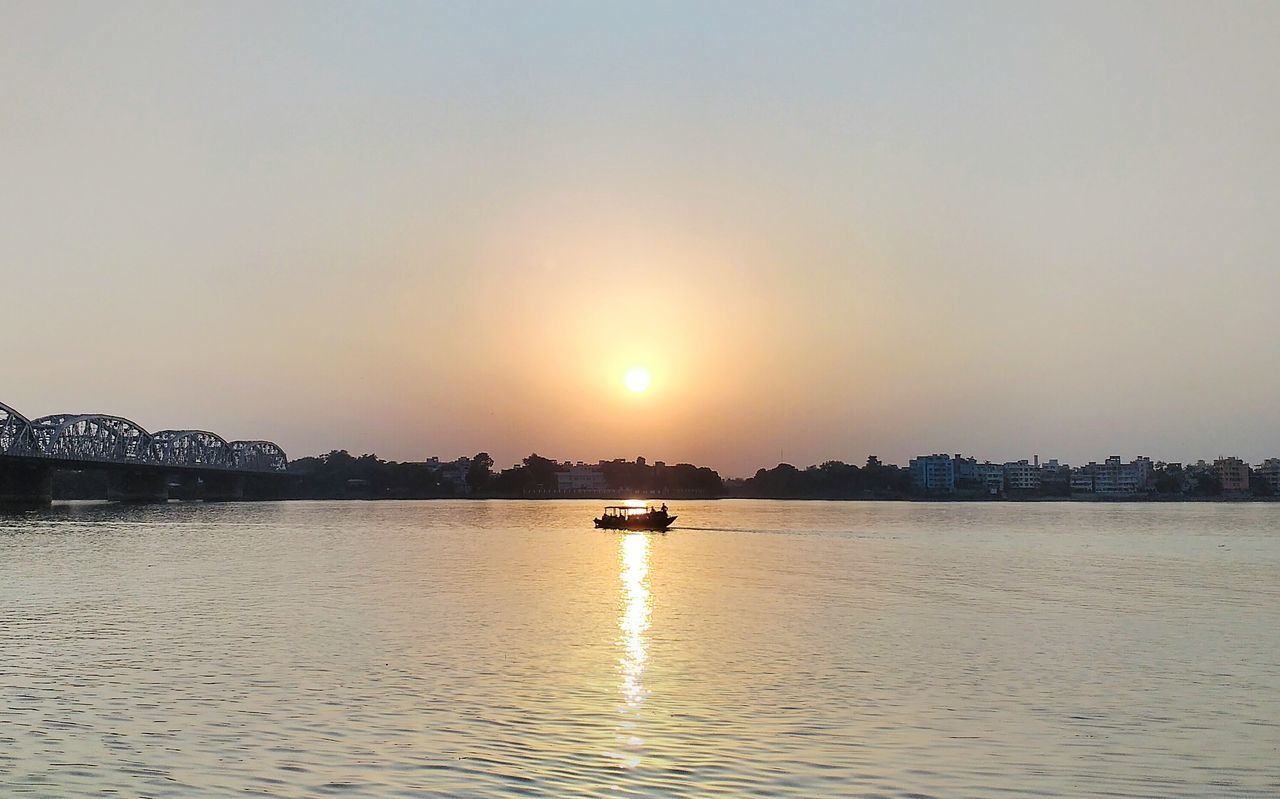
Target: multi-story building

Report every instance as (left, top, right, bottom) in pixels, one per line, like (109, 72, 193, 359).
(1214, 457, 1250, 493)
(1037, 459, 1071, 493)
(555, 463, 608, 493)
(910, 454, 956, 494)
(425, 456, 473, 494)
(1003, 460, 1041, 492)
(975, 463, 1005, 494)
(955, 455, 1003, 494)
(1072, 455, 1152, 494)
(1256, 459, 1280, 493)
(1070, 472, 1096, 493)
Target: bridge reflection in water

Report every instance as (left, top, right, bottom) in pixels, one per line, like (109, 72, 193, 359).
(615, 532, 652, 768)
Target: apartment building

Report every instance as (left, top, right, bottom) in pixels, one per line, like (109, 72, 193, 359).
(555, 463, 609, 492)
(1072, 455, 1152, 494)
(910, 454, 956, 493)
(1256, 459, 1280, 493)
(1214, 457, 1250, 493)
(1003, 460, 1041, 492)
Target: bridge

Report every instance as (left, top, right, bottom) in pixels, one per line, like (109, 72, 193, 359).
(0, 401, 288, 506)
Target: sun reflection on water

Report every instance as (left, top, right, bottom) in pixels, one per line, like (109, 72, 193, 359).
(616, 532, 651, 767)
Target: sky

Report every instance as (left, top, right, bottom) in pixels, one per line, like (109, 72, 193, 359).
(3, 1, 1279, 476)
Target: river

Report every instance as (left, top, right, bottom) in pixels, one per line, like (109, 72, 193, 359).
(1, 500, 1277, 797)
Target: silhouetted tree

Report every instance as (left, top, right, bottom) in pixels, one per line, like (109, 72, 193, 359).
(1251, 471, 1274, 497)
(1189, 470, 1222, 497)
(1153, 462, 1186, 494)
(522, 454, 559, 490)
(285, 450, 446, 498)
(467, 452, 494, 492)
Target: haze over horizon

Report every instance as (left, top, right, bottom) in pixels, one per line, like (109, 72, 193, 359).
(4, 2, 1279, 477)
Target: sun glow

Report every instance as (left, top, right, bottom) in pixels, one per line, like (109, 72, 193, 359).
(624, 367, 652, 393)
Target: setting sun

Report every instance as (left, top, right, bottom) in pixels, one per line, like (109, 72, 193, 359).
(624, 367, 652, 393)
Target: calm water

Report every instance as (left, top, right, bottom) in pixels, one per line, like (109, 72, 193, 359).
(1, 500, 1278, 797)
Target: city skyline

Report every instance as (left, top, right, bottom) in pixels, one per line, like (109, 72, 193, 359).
(5, 2, 1280, 476)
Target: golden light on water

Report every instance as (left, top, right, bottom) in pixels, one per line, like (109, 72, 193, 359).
(624, 367, 652, 393)
(616, 532, 652, 768)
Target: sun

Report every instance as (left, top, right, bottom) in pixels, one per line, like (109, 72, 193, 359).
(624, 367, 652, 393)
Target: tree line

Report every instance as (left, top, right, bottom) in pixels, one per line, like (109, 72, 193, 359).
(284, 451, 725, 499)
(726, 457, 913, 499)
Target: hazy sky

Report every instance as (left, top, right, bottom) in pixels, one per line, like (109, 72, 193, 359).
(3, 2, 1279, 475)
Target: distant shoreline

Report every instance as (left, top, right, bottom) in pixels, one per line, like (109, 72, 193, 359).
(31, 494, 1280, 506)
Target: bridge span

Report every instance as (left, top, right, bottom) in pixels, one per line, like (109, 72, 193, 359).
(0, 401, 288, 506)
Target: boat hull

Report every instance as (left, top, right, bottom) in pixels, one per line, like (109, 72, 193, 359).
(594, 514, 676, 531)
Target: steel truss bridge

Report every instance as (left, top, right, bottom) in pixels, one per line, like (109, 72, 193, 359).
(0, 400, 288, 505)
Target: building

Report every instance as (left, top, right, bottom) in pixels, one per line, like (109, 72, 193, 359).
(1038, 458, 1069, 477)
(425, 456, 473, 494)
(1070, 472, 1096, 493)
(1003, 460, 1041, 492)
(975, 463, 1005, 494)
(1214, 457, 1250, 493)
(1037, 459, 1071, 493)
(954, 455, 1004, 495)
(555, 463, 608, 493)
(1256, 459, 1280, 493)
(909, 454, 956, 494)
(1072, 455, 1152, 494)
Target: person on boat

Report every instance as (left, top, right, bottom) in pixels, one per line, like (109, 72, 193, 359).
(660, 503, 668, 515)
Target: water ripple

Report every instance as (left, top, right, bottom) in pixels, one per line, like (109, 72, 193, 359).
(1, 500, 1277, 796)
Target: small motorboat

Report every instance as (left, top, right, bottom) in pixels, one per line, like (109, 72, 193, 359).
(594, 504, 677, 531)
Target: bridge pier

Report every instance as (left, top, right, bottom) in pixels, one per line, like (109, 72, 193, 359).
(0, 463, 53, 508)
(201, 473, 245, 502)
(107, 470, 169, 503)
(167, 474, 201, 501)
(243, 475, 286, 501)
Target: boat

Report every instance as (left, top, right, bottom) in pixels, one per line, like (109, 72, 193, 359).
(594, 504, 677, 531)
